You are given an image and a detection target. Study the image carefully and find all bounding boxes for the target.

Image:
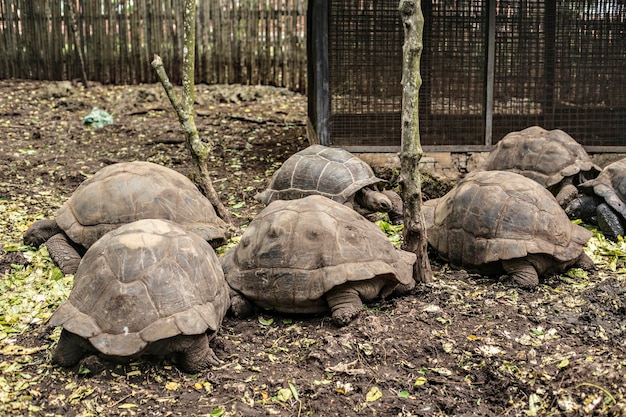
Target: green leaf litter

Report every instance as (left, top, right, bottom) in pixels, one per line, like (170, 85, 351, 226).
(0, 200, 72, 343)
(1, 196, 626, 414)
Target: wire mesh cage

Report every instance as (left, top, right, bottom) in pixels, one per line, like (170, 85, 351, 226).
(328, 0, 404, 149)
(308, 0, 626, 152)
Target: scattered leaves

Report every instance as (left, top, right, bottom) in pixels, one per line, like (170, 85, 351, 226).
(414, 377, 428, 386)
(164, 381, 180, 391)
(365, 386, 382, 402)
(397, 390, 411, 399)
(258, 316, 274, 326)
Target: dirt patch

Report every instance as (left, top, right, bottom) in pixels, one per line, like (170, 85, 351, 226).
(0, 80, 625, 416)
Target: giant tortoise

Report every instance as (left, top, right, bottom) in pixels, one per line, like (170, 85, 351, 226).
(222, 195, 416, 325)
(24, 161, 229, 274)
(423, 170, 595, 288)
(48, 219, 231, 373)
(480, 126, 600, 208)
(255, 144, 403, 222)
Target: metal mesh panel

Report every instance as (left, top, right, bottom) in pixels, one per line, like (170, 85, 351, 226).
(491, 0, 547, 141)
(328, 0, 403, 148)
(421, 0, 488, 146)
(491, 1, 626, 147)
(551, 1, 626, 148)
(317, 0, 626, 151)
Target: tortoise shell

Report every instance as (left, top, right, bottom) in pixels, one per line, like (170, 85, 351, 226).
(255, 144, 386, 205)
(425, 170, 592, 271)
(48, 219, 230, 357)
(222, 195, 416, 314)
(55, 161, 228, 248)
(579, 158, 626, 219)
(481, 126, 600, 189)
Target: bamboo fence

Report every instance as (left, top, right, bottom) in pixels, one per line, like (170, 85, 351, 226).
(0, 0, 307, 91)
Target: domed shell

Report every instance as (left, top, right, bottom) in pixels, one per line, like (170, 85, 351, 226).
(427, 171, 592, 269)
(481, 126, 600, 188)
(48, 219, 231, 357)
(580, 158, 626, 219)
(255, 144, 385, 205)
(222, 195, 416, 314)
(55, 161, 228, 248)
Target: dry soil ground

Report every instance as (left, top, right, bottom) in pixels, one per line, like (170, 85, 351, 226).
(0, 80, 625, 416)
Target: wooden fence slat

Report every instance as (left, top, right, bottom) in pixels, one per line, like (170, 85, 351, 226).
(0, 0, 307, 91)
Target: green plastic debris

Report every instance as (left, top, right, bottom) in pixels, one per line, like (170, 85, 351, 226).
(82, 107, 113, 128)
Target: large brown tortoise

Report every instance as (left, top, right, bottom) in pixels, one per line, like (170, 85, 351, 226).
(423, 170, 595, 288)
(24, 161, 229, 275)
(480, 126, 600, 208)
(48, 219, 231, 373)
(222, 195, 417, 325)
(255, 144, 403, 223)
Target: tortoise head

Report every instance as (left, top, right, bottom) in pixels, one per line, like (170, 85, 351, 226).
(355, 187, 393, 212)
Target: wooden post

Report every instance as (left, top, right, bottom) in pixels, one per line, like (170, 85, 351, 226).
(399, 0, 433, 284)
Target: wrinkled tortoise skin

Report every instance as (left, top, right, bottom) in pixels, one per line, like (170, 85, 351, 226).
(569, 158, 626, 241)
(579, 158, 626, 221)
(49, 219, 231, 373)
(480, 126, 600, 206)
(222, 195, 416, 325)
(423, 171, 594, 288)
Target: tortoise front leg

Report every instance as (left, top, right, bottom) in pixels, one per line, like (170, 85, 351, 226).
(502, 258, 539, 289)
(325, 286, 363, 326)
(565, 194, 601, 222)
(554, 179, 579, 209)
(596, 203, 624, 242)
(46, 233, 82, 275)
(23, 219, 62, 247)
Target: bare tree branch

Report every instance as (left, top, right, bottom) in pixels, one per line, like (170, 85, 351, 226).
(399, 0, 433, 283)
(150, 0, 232, 225)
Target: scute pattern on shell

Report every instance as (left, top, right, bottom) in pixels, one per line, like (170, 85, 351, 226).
(255, 144, 385, 205)
(481, 126, 600, 188)
(580, 158, 626, 219)
(426, 171, 592, 269)
(55, 161, 228, 248)
(49, 219, 230, 357)
(222, 195, 416, 314)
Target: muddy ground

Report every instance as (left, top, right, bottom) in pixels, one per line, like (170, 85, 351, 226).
(0, 79, 625, 416)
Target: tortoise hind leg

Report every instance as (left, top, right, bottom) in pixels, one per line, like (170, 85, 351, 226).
(46, 233, 82, 275)
(502, 259, 539, 289)
(574, 251, 596, 272)
(52, 329, 91, 367)
(326, 286, 363, 326)
(175, 334, 220, 374)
